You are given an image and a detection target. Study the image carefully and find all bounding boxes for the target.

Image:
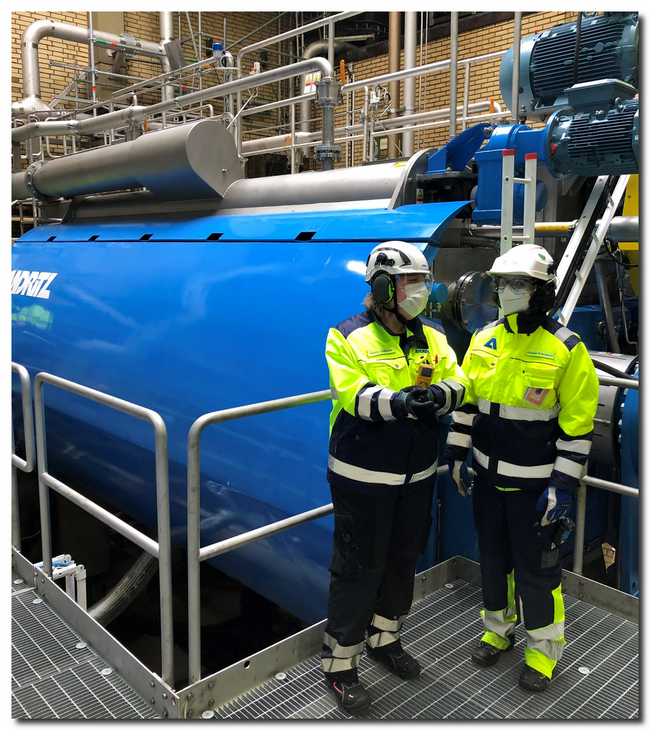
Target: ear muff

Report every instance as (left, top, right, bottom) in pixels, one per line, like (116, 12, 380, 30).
(372, 273, 395, 304)
(529, 280, 556, 313)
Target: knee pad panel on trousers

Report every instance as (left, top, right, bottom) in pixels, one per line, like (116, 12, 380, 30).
(328, 513, 362, 579)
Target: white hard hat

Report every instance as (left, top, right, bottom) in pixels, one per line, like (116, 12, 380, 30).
(487, 244, 555, 281)
(365, 241, 431, 283)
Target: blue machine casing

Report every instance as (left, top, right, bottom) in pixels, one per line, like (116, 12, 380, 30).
(12, 201, 472, 624)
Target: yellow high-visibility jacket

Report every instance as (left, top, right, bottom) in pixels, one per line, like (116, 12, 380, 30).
(326, 308, 468, 493)
(444, 313, 599, 494)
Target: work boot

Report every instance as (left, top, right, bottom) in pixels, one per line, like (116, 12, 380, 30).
(471, 635, 516, 667)
(518, 664, 552, 692)
(325, 677, 372, 714)
(366, 641, 421, 679)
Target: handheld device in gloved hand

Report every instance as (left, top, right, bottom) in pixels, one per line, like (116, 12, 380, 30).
(551, 516, 575, 549)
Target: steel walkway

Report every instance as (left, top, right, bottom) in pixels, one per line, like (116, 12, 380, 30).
(11, 553, 639, 720)
(209, 577, 639, 721)
(11, 576, 157, 720)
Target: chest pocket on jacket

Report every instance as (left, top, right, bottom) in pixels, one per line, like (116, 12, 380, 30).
(467, 350, 497, 397)
(519, 361, 559, 407)
(364, 358, 409, 388)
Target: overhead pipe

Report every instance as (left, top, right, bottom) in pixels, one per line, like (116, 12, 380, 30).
(11, 105, 149, 143)
(298, 38, 354, 142)
(388, 12, 401, 159)
(234, 11, 361, 153)
(13, 19, 168, 118)
(159, 12, 175, 104)
(449, 12, 459, 140)
(511, 11, 522, 122)
(402, 11, 417, 156)
(12, 58, 336, 201)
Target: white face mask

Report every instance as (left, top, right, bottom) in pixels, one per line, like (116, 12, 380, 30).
(399, 282, 430, 318)
(498, 284, 531, 316)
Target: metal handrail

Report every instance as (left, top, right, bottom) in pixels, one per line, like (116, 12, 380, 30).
(12, 363, 36, 550)
(186, 388, 331, 684)
(32, 372, 175, 688)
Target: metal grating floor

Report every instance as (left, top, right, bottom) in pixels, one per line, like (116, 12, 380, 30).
(11, 578, 158, 720)
(211, 579, 639, 721)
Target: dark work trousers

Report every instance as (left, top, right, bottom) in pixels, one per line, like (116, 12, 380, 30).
(472, 473, 562, 633)
(322, 479, 435, 679)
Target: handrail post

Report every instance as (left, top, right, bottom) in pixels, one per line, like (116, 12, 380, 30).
(573, 477, 588, 575)
(187, 418, 204, 686)
(31, 372, 175, 688)
(12, 362, 36, 551)
(33, 376, 54, 578)
(186, 389, 331, 684)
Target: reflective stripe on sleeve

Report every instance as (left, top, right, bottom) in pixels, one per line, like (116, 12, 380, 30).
(554, 455, 585, 479)
(556, 437, 592, 455)
(447, 432, 472, 448)
(452, 410, 475, 426)
(357, 384, 382, 419)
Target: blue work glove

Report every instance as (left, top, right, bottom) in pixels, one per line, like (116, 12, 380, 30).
(535, 486, 572, 527)
(447, 459, 475, 497)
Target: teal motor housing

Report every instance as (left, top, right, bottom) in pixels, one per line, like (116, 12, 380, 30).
(500, 12, 638, 119)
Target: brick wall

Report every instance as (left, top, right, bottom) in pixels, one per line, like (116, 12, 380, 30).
(13, 11, 579, 170)
(331, 12, 576, 167)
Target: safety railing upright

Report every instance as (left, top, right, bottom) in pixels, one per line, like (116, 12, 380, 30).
(12, 363, 36, 551)
(572, 373, 639, 576)
(185, 388, 454, 685)
(186, 388, 331, 685)
(31, 371, 175, 688)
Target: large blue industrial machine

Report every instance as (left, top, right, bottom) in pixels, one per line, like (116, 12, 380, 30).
(12, 13, 640, 626)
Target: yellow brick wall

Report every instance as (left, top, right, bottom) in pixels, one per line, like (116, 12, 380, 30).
(13, 11, 580, 170)
(332, 12, 576, 167)
(12, 11, 292, 112)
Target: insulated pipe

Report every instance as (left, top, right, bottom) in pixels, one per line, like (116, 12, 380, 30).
(12, 117, 242, 202)
(159, 12, 175, 103)
(402, 11, 417, 156)
(511, 11, 522, 123)
(11, 105, 149, 143)
(12, 60, 334, 201)
(388, 12, 401, 159)
(13, 19, 167, 118)
(222, 159, 404, 208)
(449, 13, 459, 141)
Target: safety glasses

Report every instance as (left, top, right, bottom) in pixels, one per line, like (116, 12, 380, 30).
(493, 276, 533, 292)
(396, 271, 433, 292)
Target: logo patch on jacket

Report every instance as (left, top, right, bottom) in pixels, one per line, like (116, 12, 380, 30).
(524, 387, 549, 406)
(526, 350, 555, 360)
(484, 337, 498, 350)
(367, 348, 397, 358)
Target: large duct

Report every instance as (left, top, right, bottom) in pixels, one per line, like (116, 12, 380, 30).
(12, 118, 243, 202)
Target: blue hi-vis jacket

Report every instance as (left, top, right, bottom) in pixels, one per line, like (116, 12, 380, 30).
(444, 313, 599, 494)
(326, 308, 468, 493)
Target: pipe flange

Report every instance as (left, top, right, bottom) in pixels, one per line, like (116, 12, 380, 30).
(313, 144, 342, 162)
(314, 78, 343, 108)
(24, 161, 54, 202)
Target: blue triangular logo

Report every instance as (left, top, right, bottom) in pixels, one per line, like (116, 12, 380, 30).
(484, 337, 498, 350)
